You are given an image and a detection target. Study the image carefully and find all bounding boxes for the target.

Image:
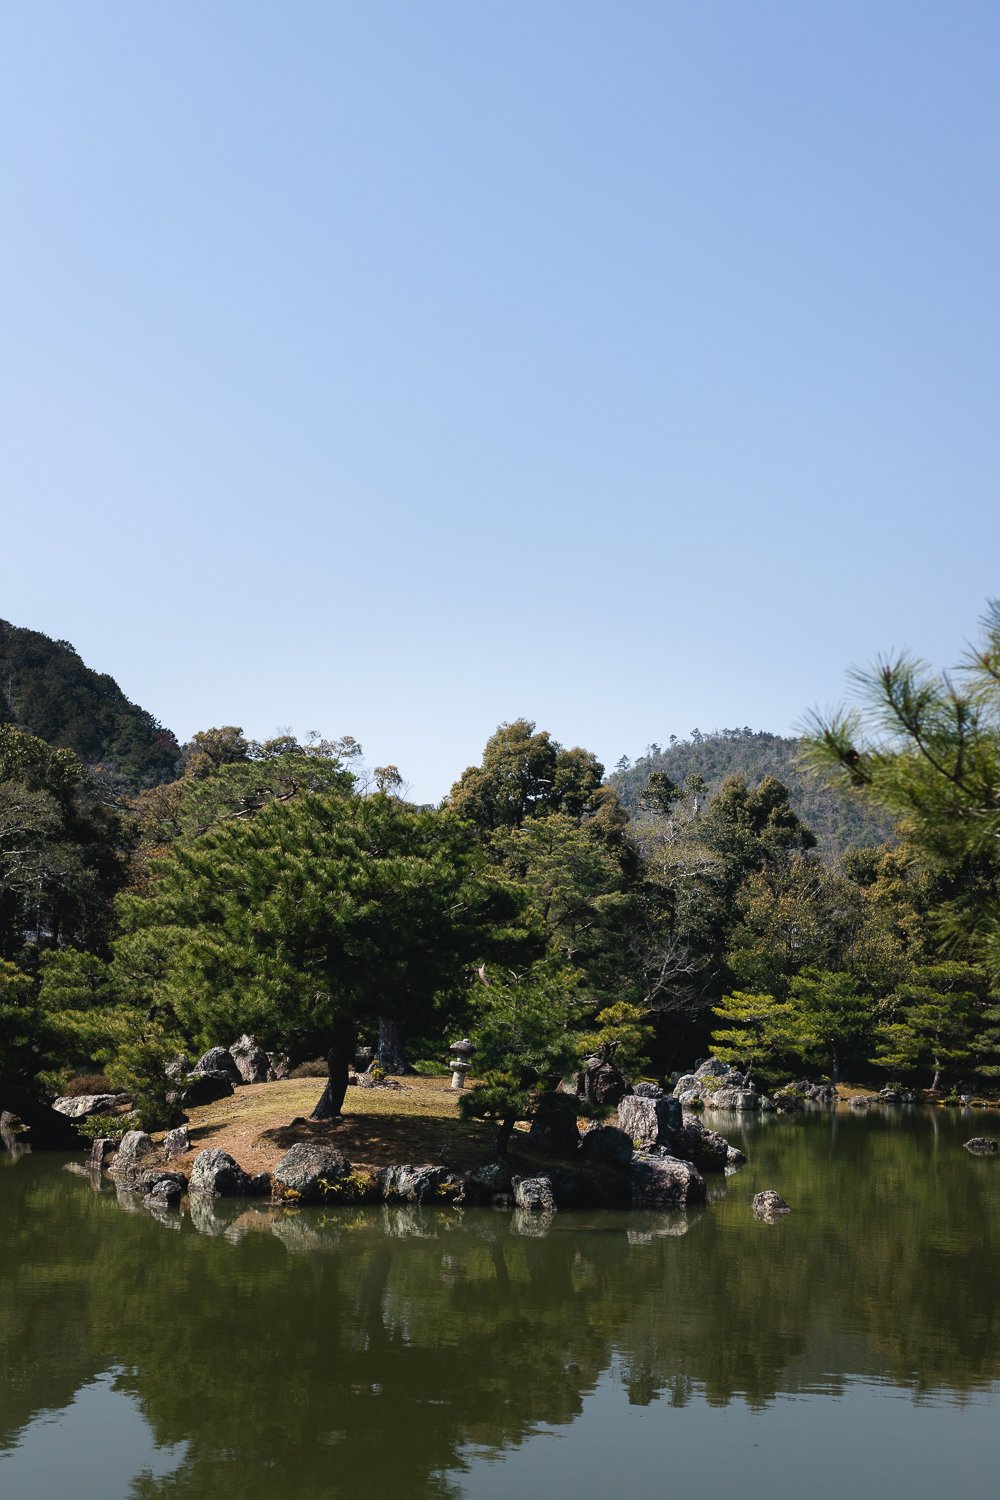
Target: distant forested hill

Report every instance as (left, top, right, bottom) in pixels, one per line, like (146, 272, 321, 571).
(611, 728, 894, 860)
(0, 620, 181, 791)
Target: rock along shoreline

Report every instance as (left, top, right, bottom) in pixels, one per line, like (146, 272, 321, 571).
(94, 1075, 751, 1219)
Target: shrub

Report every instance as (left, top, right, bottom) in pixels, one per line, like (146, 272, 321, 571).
(77, 1112, 135, 1142)
(61, 1073, 114, 1098)
(288, 1059, 328, 1078)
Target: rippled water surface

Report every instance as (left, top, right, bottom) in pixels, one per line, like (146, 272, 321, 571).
(2, 1106, 999, 1499)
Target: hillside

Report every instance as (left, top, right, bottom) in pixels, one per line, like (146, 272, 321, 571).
(0, 620, 181, 791)
(611, 728, 894, 860)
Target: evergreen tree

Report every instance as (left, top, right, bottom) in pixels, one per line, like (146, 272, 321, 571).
(873, 962, 988, 1090)
(805, 600, 1000, 973)
(114, 789, 524, 1121)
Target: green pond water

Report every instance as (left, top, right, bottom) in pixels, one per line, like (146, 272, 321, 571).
(2, 1106, 999, 1499)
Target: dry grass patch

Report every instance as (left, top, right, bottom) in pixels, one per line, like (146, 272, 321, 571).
(167, 1075, 495, 1177)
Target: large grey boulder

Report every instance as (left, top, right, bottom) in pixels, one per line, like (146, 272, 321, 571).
(704, 1088, 759, 1112)
(461, 1161, 512, 1205)
(52, 1093, 128, 1119)
(579, 1124, 633, 1168)
(189, 1148, 265, 1198)
(512, 1175, 557, 1213)
(379, 1164, 463, 1204)
(676, 1088, 703, 1109)
(163, 1125, 190, 1161)
(630, 1153, 706, 1209)
(193, 1047, 243, 1085)
(184, 1070, 235, 1106)
(695, 1058, 742, 1082)
(668, 1118, 745, 1173)
(575, 1055, 631, 1106)
(229, 1034, 273, 1085)
(88, 1137, 116, 1171)
(632, 1081, 665, 1098)
(109, 1131, 158, 1185)
(272, 1143, 354, 1203)
(617, 1093, 681, 1147)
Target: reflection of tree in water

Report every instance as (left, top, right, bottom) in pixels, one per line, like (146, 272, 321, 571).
(0, 1158, 108, 1453)
(2, 1109, 1000, 1497)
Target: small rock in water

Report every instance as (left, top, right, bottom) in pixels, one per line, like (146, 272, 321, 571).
(752, 1189, 791, 1219)
(963, 1137, 999, 1156)
(144, 1178, 184, 1210)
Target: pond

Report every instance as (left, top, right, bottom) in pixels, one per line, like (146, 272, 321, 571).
(2, 1106, 999, 1499)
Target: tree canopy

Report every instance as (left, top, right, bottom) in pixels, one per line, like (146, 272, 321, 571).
(113, 787, 526, 1118)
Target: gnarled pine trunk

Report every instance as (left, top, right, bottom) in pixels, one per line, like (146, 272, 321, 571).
(373, 1015, 412, 1075)
(311, 1017, 358, 1121)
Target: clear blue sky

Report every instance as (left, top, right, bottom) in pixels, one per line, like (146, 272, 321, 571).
(3, 2, 999, 801)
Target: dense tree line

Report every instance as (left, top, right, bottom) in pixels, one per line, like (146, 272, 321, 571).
(3, 608, 1000, 1145)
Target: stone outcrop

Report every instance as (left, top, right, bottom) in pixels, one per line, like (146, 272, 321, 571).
(668, 1118, 745, 1173)
(461, 1161, 512, 1205)
(163, 1125, 190, 1161)
(229, 1035, 273, 1084)
(630, 1153, 706, 1209)
(379, 1164, 463, 1204)
(184, 1070, 235, 1106)
(88, 1137, 116, 1171)
(575, 1054, 631, 1106)
(52, 1093, 128, 1119)
(512, 1175, 557, 1213)
(193, 1047, 243, 1085)
(189, 1148, 267, 1198)
(617, 1093, 681, 1148)
(670, 1059, 771, 1113)
(704, 1087, 760, 1112)
(109, 1130, 158, 1186)
(579, 1124, 634, 1168)
(272, 1143, 356, 1203)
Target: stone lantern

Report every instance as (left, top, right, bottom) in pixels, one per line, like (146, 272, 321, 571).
(449, 1037, 474, 1090)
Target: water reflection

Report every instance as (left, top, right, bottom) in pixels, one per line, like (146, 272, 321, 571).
(1, 1109, 999, 1499)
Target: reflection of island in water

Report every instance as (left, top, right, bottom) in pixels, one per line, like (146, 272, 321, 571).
(2, 1108, 1000, 1499)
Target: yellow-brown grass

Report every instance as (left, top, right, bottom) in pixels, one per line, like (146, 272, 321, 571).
(163, 1075, 497, 1178)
